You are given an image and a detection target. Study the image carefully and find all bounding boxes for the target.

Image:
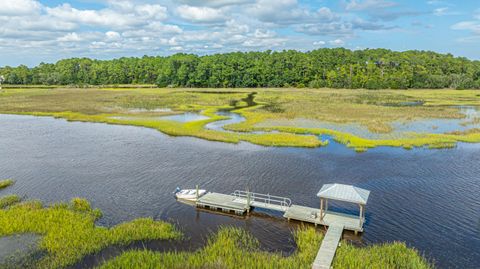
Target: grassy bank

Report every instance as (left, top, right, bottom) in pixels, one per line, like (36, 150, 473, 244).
(0, 87, 479, 150)
(98, 226, 431, 269)
(0, 192, 180, 268)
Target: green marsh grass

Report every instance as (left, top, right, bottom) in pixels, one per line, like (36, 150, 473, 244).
(1, 87, 480, 150)
(98, 226, 431, 269)
(0, 197, 181, 268)
(0, 179, 14, 189)
(0, 194, 21, 208)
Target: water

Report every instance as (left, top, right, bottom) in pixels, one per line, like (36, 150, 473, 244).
(0, 234, 43, 267)
(157, 113, 209, 122)
(0, 114, 479, 268)
(205, 111, 245, 132)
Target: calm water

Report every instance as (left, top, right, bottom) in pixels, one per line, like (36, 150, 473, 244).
(158, 112, 209, 122)
(1, 114, 480, 268)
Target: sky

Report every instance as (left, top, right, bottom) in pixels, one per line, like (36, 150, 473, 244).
(1, 0, 480, 66)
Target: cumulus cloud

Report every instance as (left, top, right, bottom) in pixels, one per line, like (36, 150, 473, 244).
(58, 32, 82, 42)
(329, 39, 345, 46)
(451, 21, 480, 35)
(451, 9, 480, 38)
(176, 5, 226, 23)
(177, 0, 254, 7)
(433, 7, 460, 16)
(0, 0, 41, 16)
(248, 0, 337, 25)
(345, 0, 397, 11)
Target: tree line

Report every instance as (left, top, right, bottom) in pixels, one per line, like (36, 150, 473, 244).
(1, 48, 480, 89)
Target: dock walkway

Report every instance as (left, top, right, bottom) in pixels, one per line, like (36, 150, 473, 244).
(312, 224, 344, 269)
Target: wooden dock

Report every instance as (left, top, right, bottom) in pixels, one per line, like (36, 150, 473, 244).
(312, 224, 344, 269)
(195, 191, 363, 232)
(187, 185, 371, 269)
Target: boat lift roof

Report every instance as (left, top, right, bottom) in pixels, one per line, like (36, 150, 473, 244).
(317, 183, 370, 205)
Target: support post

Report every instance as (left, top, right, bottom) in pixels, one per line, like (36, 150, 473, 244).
(320, 198, 324, 221)
(246, 188, 251, 213)
(359, 204, 364, 228)
(196, 185, 199, 201)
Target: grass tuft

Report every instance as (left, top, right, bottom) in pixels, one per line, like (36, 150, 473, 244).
(0, 194, 21, 208)
(0, 179, 14, 189)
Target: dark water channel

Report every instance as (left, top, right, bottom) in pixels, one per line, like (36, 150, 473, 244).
(0, 114, 479, 268)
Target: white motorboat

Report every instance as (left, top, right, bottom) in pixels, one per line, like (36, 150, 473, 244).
(174, 187, 206, 201)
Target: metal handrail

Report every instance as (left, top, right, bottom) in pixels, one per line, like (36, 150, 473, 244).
(231, 190, 292, 209)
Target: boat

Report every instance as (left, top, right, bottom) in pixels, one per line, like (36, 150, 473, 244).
(174, 187, 206, 201)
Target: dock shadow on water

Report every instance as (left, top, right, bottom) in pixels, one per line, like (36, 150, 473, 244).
(0, 114, 479, 268)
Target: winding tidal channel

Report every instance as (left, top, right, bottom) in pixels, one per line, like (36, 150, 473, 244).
(0, 113, 479, 268)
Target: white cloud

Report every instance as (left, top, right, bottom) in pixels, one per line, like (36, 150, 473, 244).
(248, 0, 337, 25)
(225, 20, 249, 34)
(178, 0, 253, 7)
(345, 0, 397, 11)
(254, 29, 276, 38)
(176, 5, 226, 23)
(0, 0, 41, 16)
(296, 22, 354, 37)
(451, 21, 480, 35)
(329, 39, 345, 46)
(433, 7, 460, 16)
(313, 41, 326, 46)
(451, 10, 480, 36)
(170, 46, 184, 51)
(474, 9, 480, 20)
(105, 31, 121, 41)
(46, 3, 168, 30)
(58, 32, 82, 42)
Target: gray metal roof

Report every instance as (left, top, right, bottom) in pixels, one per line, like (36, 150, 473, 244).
(317, 184, 370, 205)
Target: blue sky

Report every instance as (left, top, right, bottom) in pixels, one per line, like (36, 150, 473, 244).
(1, 0, 479, 66)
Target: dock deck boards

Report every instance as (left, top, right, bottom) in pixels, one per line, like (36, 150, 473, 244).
(196, 192, 248, 214)
(312, 224, 344, 269)
(232, 197, 288, 212)
(284, 205, 362, 232)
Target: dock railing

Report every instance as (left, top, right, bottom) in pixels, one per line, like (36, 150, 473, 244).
(231, 190, 292, 211)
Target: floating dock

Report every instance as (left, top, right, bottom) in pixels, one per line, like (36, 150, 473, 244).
(195, 189, 365, 232)
(189, 184, 370, 269)
(196, 192, 249, 215)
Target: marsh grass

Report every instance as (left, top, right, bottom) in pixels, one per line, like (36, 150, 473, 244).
(98, 226, 431, 269)
(0, 194, 21, 208)
(334, 241, 432, 269)
(0, 197, 181, 269)
(1, 87, 479, 150)
(0, 179, 14, 189)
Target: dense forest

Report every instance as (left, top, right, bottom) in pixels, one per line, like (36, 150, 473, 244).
(1, 48, 480, 89)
